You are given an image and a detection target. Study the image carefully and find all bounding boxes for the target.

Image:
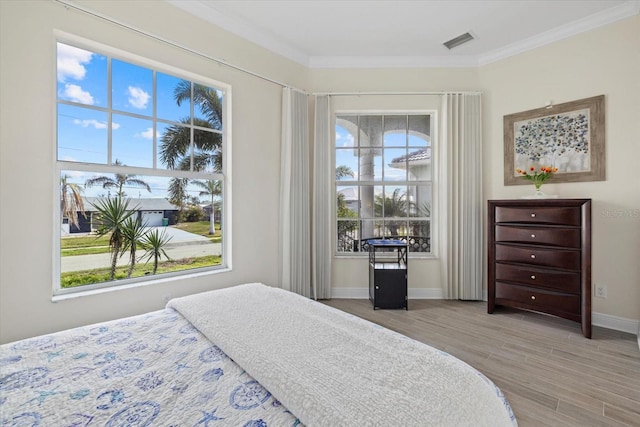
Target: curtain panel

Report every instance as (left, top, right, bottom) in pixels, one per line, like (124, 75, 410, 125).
(312, 95, 332, 299)
(439, 93, 483, 300)
(279, 88, 311, 297)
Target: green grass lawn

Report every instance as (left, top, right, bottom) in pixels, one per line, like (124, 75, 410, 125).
(61, 234, 111, 249)
(172, 221, 221, 238)
(61, 255, 222, 288)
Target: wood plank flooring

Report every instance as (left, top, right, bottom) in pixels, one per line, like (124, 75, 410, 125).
(321, 299, 640, 427)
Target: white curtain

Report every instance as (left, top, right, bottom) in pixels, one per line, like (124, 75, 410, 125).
(439, 93, 483, 300)
(279, 88, 311, 297)
(312, 95, 332, 299)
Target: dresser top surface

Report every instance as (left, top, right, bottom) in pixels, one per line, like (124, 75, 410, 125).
(488, 199, 591, 207)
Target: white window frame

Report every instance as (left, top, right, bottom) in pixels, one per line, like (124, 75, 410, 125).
(53, 32, 232, 298)
(334, 110, 437, 259)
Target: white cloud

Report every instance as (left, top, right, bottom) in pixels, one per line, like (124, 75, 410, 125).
(138, 128, 154, 139)
(62, 84, 94, 105)
(73, 119, 107, 129)
(72, 119, 120, 130)
(336, 131, 354, 147)
(128, 86, 150, 109)
(57, 43, 93, 83)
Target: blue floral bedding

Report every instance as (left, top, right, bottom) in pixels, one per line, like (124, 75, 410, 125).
(0, 308, 302, 426)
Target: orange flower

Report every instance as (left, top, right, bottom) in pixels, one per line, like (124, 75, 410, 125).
(516, 165, 557, 189)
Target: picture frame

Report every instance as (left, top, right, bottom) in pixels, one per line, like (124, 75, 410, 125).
(504, 95, 605, 185)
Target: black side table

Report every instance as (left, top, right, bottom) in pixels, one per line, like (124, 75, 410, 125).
(367, 239, 408, 310)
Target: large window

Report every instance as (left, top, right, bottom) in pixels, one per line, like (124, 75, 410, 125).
(56, 40, 229, 294)
(335, 114, 432, 254)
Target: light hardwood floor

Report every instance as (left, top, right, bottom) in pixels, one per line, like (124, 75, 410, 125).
(321, 299, 640, 427)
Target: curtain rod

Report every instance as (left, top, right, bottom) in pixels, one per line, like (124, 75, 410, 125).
(53, 0, 304, 92)
(313, 91, 482, 96)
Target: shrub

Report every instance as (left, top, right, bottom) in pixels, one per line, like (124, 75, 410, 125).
(180, 205, 205, 222)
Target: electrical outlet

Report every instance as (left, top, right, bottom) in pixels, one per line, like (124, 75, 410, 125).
(594, 284, 607, 298)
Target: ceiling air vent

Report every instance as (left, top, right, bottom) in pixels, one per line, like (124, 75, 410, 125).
(443, 32, 474, 50)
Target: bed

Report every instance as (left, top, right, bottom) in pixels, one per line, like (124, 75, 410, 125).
(1, 283, 516, 426)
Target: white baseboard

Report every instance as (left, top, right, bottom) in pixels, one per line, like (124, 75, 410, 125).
(592, 312, 640, 336)
(331, 287, 443, 299)
(330, 287, 639, 337)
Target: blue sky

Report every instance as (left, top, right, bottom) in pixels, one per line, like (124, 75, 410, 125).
(57, 42, 222, 200)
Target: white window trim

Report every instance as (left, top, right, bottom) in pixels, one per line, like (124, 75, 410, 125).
(333, 109, 438, 259)
(52, 33, 233, 297)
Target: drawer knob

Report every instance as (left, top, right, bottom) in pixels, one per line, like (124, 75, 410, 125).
(531, 275, 536, 279)
(531, 295, 536, 300)
(530, 254, 536, 259)
(531, 213, 536, 218)
(531, 234, 536, 238)
(375, 286, 379, 290)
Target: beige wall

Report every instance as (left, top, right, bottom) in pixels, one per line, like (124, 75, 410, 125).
(480, 15, 640, 322)
(0, 0, 308, 343)
(1, 1, 637, 343)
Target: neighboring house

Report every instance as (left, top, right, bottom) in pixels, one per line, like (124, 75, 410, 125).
(389, 148, 433, 214)
(201, 203, 223, 223)
(66, 197, 180, 234)
(336, 187, 359, 214)
(389, 148, 432, 181)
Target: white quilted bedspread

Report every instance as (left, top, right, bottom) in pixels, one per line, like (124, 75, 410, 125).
(169, 283, 517, 427)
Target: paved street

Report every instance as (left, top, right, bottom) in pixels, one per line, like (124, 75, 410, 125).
(61, 227, 222, 272)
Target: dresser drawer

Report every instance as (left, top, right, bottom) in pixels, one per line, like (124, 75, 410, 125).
(495, 206, 581, 226)
(495, 244, 580, 270)
(495, 263, 580, 293)
(495, 225, 581, 248)
(495, 282, 580, 315)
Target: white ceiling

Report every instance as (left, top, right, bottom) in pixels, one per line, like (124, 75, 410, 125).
(168, 0, 639, 68)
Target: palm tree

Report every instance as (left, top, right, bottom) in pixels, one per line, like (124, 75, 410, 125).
(167, 177, 189, 213)
(60, 175, 86, 230)
(335, 166, 357, 250)
(335, 165, 354, 180)
(375, 188, 408, 236)
(140, 228, 173, 275)
(120, 216, 147, 278)
(192, 179, 221, 234)
(160, 82, 223, 210)
(85, 159, 151, 197)
(91, 196, 137, 280)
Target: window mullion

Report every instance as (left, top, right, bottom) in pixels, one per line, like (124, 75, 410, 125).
(107, 56, 112, 165)
(190, 82, 195, 172)
(152, 70, 157, 169)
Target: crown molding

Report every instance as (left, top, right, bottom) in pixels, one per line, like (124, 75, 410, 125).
(478, 0, 640, 66)
(166, 0, 310, 66)
(167, 0, 639, 69)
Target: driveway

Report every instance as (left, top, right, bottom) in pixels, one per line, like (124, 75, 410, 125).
(60, 226, 219, 273)
(144, 226, 210, 245)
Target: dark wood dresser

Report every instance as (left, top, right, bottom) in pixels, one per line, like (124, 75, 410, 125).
(487, 199, 592, 338)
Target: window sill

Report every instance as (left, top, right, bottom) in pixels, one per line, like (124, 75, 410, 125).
(52, 267, 231, 302)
